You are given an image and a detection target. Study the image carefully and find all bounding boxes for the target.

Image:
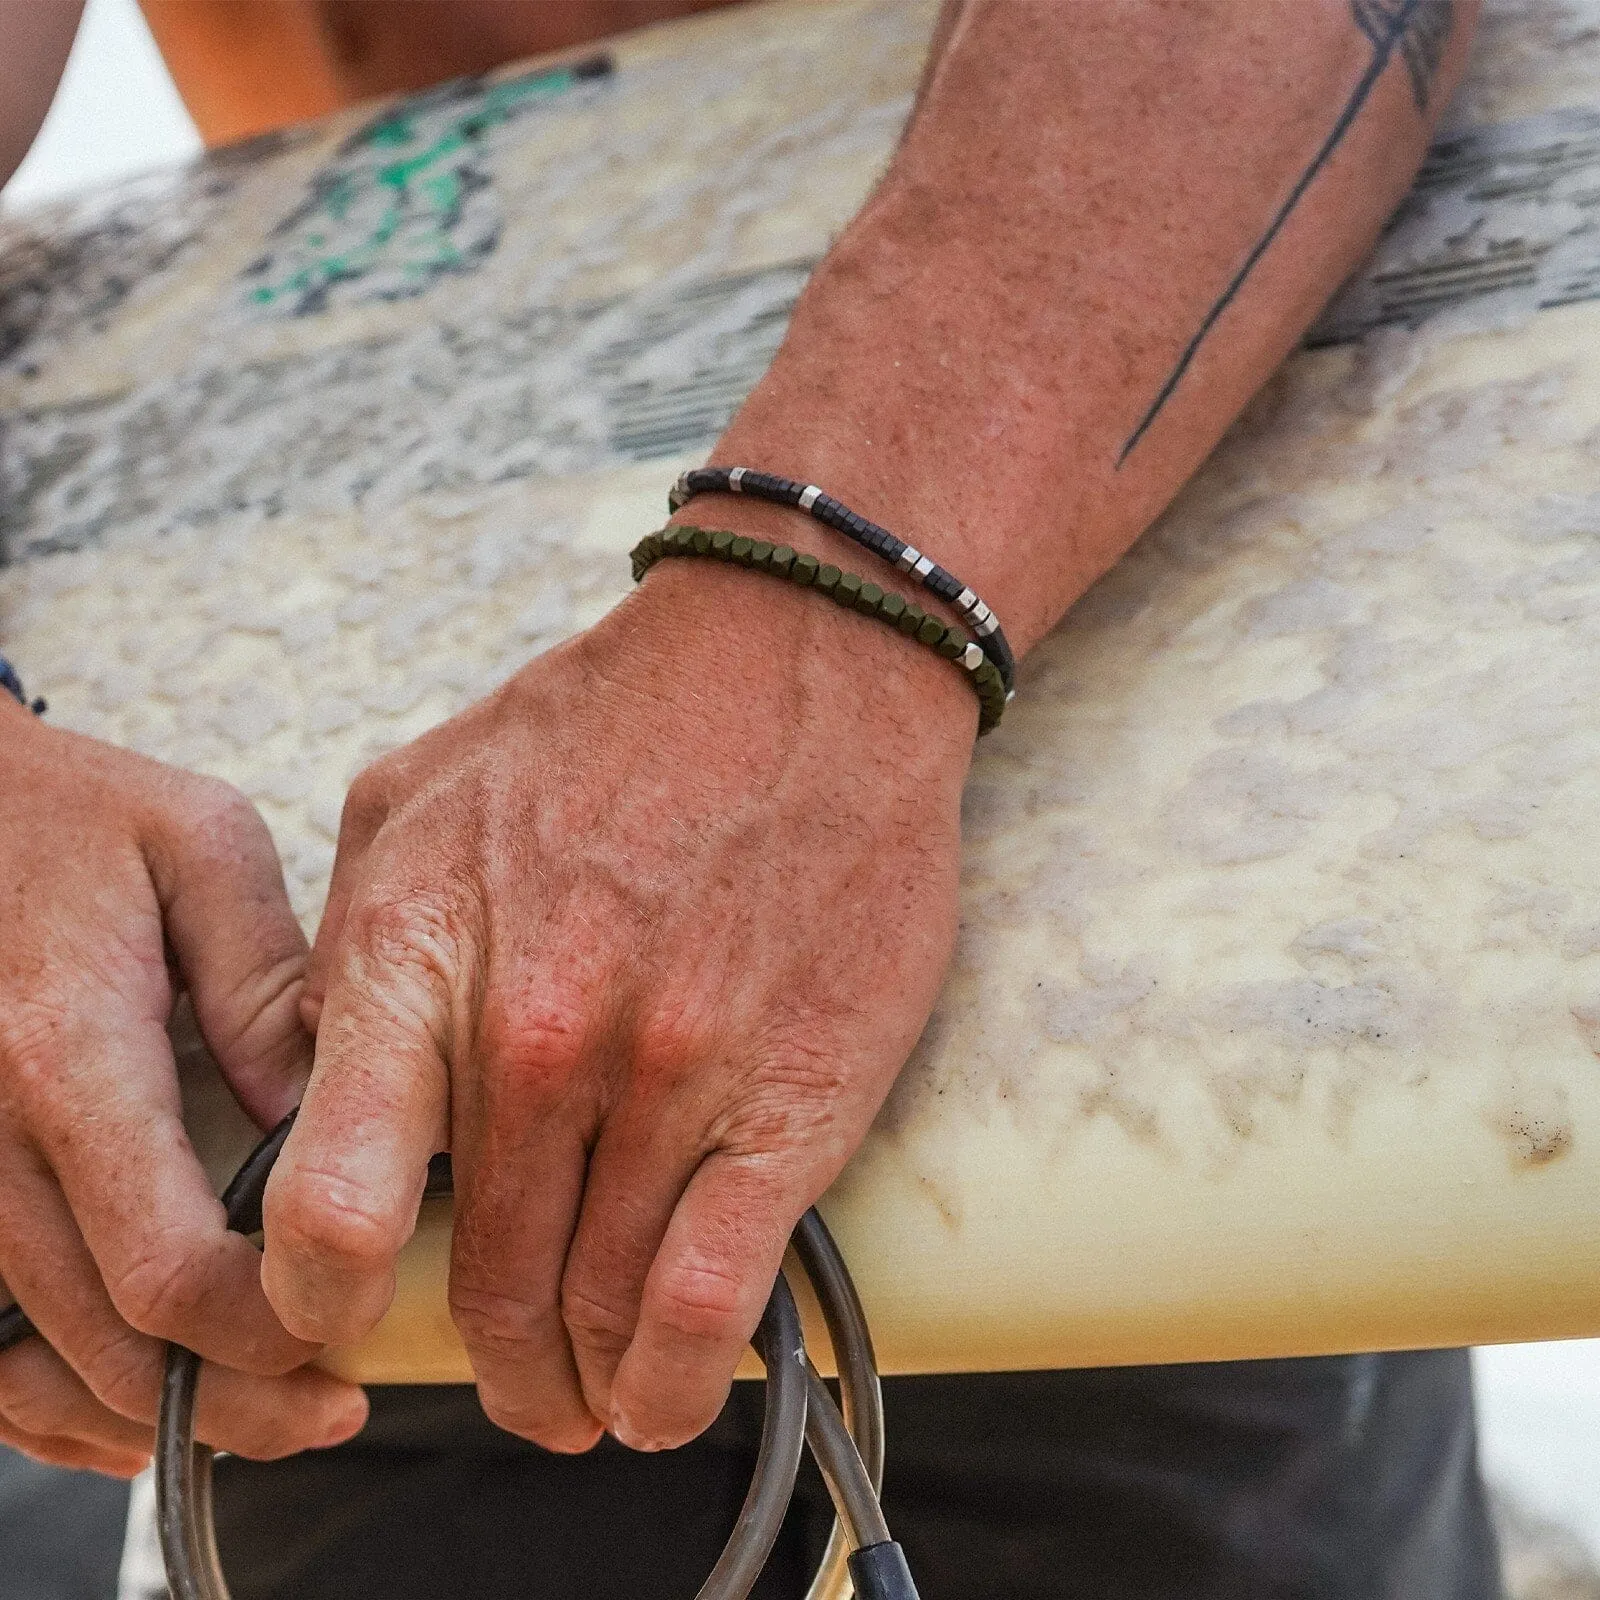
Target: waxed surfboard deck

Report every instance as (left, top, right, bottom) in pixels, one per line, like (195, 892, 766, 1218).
(4, 0, 1600, 1382)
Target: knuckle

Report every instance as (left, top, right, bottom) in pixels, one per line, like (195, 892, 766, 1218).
(267, 1167, 407, 1275)
(648, 1257, 750, 1347)
(449, 1282, 563, 1357)
(753, 1027, 854, 1103)
(559, 1280, 635, 1356)
(0, 1358, 59, 1436)
(2, 1381, 74, 1439)
(107, 1233, 208, 1338)
(479, 971, 592, 1087)
(343, 889, 468, 993)
(81, 1332, 157, 1421)
(176, 774, 264, 850)
(630, 1004, 720, 1094)
(713, 1036, 853, 1152)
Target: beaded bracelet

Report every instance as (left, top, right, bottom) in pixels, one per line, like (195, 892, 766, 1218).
(0, 655, 44, 716)
(668, 466, 1016, 697)
(632, 526, 1007, 735)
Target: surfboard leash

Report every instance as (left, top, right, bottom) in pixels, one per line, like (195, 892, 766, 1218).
(133, 1112, 920, 1600)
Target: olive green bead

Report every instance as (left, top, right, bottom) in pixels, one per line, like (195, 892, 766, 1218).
(627, 522, 1005, 736)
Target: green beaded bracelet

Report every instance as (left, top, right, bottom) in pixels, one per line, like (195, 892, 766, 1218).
(630, 525, 1007, 735)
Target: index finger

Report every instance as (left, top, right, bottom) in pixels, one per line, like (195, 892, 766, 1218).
(16, 1002, 315, 1375)
(261, 892, 455, 1346)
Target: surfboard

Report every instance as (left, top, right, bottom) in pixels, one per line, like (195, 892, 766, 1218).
(5, 0, 1600, 1383)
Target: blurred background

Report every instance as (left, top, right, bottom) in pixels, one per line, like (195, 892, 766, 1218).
(4, 1, 1600, 1596)
(2, 0, 199, 212)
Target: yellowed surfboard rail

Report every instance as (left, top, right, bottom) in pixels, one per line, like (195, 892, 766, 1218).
(8, 0, 1600, 1383)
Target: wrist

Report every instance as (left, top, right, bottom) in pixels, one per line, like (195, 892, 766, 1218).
(582, 516, 980, 767)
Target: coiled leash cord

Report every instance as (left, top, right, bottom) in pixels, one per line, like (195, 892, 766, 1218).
(4, 1111, 918, 1600)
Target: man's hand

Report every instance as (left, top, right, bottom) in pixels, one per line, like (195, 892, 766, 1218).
(261, 558, 973, 1450)
(261, 0, 1482, 1456)
(0, 701, 368, 1475)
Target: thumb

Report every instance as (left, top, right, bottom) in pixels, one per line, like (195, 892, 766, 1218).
(144, 775, 314, 1129)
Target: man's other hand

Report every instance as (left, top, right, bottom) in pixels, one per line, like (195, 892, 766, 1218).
(262, 555, 973, 1451)
(0, 702, 368, 1475)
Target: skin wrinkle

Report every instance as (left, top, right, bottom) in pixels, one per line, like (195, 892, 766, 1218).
(0, 0, 1480, 1466)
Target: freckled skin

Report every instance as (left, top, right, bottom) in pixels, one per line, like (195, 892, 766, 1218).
(262, 0, 1481, 1455)
(263, 567, 973, 1449)
(0, 0, 1479, 1463)
(0, 695, 368, 1475)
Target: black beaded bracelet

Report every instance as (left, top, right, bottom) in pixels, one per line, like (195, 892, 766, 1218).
(632, 526, 1007, 735)
(668, 466, 1016, 697)
(0, 655, 44, 716)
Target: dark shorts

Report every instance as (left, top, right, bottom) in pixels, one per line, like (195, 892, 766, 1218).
(214, 1349, 1502, 1600)
(0, 1452, 128, 1600)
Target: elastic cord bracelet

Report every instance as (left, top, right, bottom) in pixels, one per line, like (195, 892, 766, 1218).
(632, 526, 1007, 736)
(669, 467, 1016, 698)
(0, 655, 45, 716)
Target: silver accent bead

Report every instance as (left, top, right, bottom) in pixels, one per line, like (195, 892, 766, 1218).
(1006, 690, 1017, 703)
(957, 587, 978, 612)
(975, 613, 999, 637)
(798, 485, 822, 511)
(960, 642, 984, 671)
(896, 545, 921, 573)
(913, 555, 935, 579)
(729, 467, 746, 492)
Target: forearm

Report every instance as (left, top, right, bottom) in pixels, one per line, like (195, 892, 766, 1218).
(0, 0, 83, 191)
(697, 0, 1476, 654)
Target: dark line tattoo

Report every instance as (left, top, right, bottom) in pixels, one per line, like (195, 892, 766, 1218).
(1118, 0, 1454, 465)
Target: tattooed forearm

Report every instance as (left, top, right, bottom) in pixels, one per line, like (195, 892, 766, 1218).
(1118, 0, 1455, 465)
(1356, 0, 1454, 109)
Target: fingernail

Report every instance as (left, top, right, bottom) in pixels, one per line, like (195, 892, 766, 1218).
(317, 1392, 369, 1447)
(609, 1407, 660, 1452)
